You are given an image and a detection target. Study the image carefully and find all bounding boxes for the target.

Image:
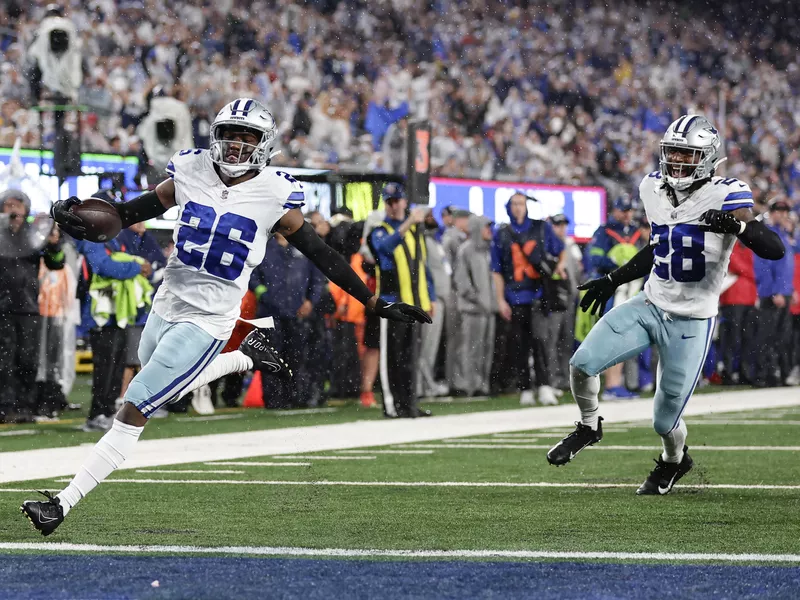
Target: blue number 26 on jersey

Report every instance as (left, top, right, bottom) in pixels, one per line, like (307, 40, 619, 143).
(651, 223, 706, 283)
(176, 201, 257, 281)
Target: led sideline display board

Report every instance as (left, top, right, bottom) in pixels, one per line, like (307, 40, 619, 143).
(427, 177, 607, 242)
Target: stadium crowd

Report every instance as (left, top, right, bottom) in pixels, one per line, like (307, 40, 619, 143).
(1, 0, 800, 204)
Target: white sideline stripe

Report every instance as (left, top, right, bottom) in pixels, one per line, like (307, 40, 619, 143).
(2, 542, 800, 563)
(336, 450, 435, 455)
(176, 415, 246, 422)
(204, 462, 312, 467)
(49, 478, 800, 491)
(135, 470, 245, 474)
(0, 430, 40, 437)
(4, 388, 800, 483)
(400, 444, 800, 451)
(275, 408, 338, 416)
(423, 397, 490, 404)
(274, 456, 378, 461)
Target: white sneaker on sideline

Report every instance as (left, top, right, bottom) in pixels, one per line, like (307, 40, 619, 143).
(114, 397, 125, 410)
(81, 414, 114, 432)
(786, 366, 800, 386)
(537, 385, 559, 406)
(520, 389, 535, 406)
(192, 385, 215, 415)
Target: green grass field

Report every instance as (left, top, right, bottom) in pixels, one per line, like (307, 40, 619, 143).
(3, 402, 800, 560)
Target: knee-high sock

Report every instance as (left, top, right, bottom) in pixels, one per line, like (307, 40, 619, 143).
(56, 419, 143, 515)
(660, 419, 687, 463)
(176, 351, 253, 400)
(570, 365, 600, 430)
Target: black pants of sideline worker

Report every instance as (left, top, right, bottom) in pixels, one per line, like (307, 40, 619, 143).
(89, 326, 128, 419)
(754, 298, 791, 386)
(379, 318, 420, 417)
(0, 313, 40, 419)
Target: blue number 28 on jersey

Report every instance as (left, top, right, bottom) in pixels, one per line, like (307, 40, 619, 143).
(176, 201, 257, 281)
(651, 223, 706, 282)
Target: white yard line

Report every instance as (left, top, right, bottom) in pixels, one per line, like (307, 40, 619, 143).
(135, 469, 245, 474)
(48, 478, 800, 491)
(176, 415, 246, 422)
(336, 450, 435, 455)
(3, 387, 800, 484)
(400, 444, 800, 451)
(205, 462, 312, 467)
(1, 542, 799, 563)
(686, 420, 800, 426)
(0, 430, 40, 437)
(274, 408, 339, 416)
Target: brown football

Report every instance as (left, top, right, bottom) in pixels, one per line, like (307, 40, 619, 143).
(70, 198, 122, 242)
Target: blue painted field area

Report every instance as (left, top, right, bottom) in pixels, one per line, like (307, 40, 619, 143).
(1, 555, 799, 600)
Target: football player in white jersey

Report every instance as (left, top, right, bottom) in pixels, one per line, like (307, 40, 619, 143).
(546, 115, 785, 494)
(23, 98, 431, 536)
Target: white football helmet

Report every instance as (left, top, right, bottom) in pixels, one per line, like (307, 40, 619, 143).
(659, 115, 725, 191)
(209, 98, 277, 178)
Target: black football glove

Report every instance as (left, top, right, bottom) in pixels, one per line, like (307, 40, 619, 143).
(373, 298, 432, 324)
(699, 209, 745, 235)
(578, 274, 618, 316)
(50, 196, 86, 240)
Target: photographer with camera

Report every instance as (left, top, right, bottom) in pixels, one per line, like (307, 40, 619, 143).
(136, 85, 194, 179)
(490, 192, 566, 406)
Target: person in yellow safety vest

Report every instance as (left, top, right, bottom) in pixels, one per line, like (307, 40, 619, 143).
(367, 182, 436, 418)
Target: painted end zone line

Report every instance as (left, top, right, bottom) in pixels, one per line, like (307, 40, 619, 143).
(1, 542, 799, 564)
(400, 444, 800, 451)
(48, 479, 800, 491)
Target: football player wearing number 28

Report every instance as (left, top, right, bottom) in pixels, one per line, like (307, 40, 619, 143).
(547, 115, 785, 495)
(22, 98, 431, 536)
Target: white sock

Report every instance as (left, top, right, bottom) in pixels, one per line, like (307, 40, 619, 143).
(570, 365, 601, 430)
(177, 351, 253, 399)
(660, 419, 687, 463)
(56, 419, 144, 515)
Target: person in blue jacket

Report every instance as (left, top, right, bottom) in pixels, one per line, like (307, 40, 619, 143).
(116, 221, 165, 410)
(491, 191, 566, 407)
(250, 232, 326, 408)
(582, 195, 647, 400)
(753, 198, 795, 387)
(75, 232, 152, 431)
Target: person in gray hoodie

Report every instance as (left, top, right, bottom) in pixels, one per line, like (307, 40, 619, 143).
(452, 215, 497, 396)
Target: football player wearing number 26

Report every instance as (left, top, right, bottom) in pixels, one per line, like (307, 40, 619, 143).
(546, 115, 785, 495)
(22, 98, 431, 536)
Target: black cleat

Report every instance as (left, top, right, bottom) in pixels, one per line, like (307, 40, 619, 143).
(636, 446, 693, 495)
(21, 491, 64, 536)
(546, 417, 603, 466)
(239, 329, 292, 378)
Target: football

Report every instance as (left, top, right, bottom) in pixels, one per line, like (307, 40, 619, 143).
(70, 197, 122, 242)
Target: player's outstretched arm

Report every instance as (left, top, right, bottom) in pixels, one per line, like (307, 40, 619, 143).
(700, 208, 785, 261)
(278, 209, 432, 324)
(50, 180, 177, 239)
(578, 244, 655, 315)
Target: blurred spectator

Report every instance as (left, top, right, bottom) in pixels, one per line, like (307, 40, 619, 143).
(368, 183, 434, 418)
(452, 215, 496, 397)
(583, 196, 644, 400)
(753, 199, 795, 387)
(417, 210, 450, 398)
(491, 192, 565, 406)
(545, 213, 580, 391)
(250, 233, 325, 408)
(35, 226, 75, 419)
(718, 242, 758, 386)
(440, 208, 470, 388)
(115, 221, 165, 410)
(357, 210, 385, 409)
(381, 115, 407, 174)
(76, 227, 153, 431)
(0, 189, 64, 423)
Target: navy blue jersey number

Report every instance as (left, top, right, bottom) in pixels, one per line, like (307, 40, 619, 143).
(176, 202, 257, 281)
(651, 223, 705, 283)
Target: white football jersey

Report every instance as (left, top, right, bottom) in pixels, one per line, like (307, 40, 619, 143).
(639, 172, 754, 318)
(152, 149, 305, 339)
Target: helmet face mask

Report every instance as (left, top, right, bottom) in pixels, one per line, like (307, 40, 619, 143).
(659, 115, 724, 193)
(210, 99, 277, 178)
